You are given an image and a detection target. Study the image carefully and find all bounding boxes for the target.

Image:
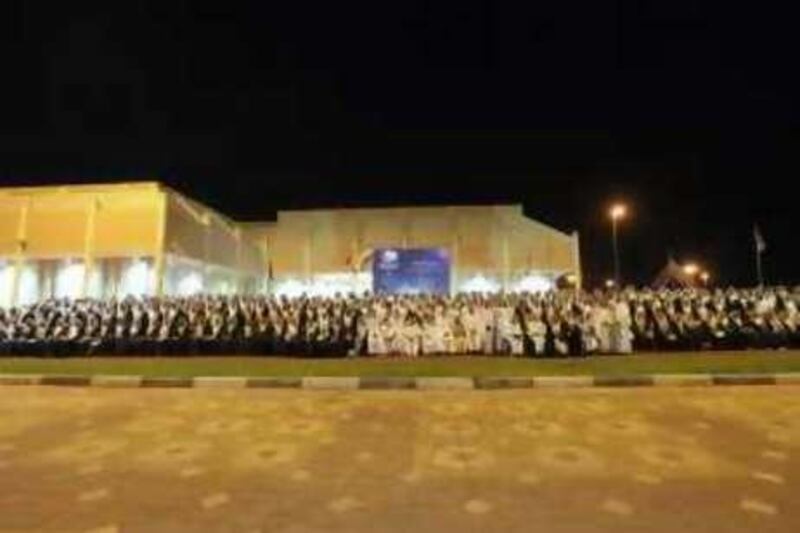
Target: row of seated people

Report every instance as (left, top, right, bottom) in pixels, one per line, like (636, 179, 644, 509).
(0, 287, 798, 357)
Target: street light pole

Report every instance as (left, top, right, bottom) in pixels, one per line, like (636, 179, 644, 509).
(611, 214, 620, 286)
(609, 203, 626, 288)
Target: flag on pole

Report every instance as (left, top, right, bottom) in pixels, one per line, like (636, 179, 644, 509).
(753, 224, 767, 253)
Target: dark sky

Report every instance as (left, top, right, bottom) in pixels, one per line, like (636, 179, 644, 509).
(1, 1, 798, 287)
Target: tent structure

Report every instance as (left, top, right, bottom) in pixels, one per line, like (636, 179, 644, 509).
(651, 258, 696, 289)
(0, 182, 266, 306)
(262, 204, 581, 296)
(1, 181, 583, 304)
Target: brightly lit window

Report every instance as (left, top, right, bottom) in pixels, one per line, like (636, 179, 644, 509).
(120, 259, 151, 297)
(87, 267, 103, 299)
(459, 274, 500, 293)
(217, 281, 233, 294)
(55, 261, 84, 299)
(18, 264, 40, 305)
(274, 273, 371, 297)
(273, 278, 308, 298)
(511, 274, 554, 293)
(176, 272, 204, 295)
(309, 272, 371, 296)
(0, 262, 13, 308)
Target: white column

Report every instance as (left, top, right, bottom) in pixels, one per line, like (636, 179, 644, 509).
(81, 197, 98, 298)
(263, 232, 271, 294)
(10, 200, 30, 306)
(571, 230, 582, 290)
(449, 210, 460, 295)
(502, 231, 510, 291)
(235, 227, 243, 293)
(402, 208, 411, 249)
(202, 212, 211, 292)
(304, 226, 313, 286)
(451, 235, 459, 295)
(350, 231, 359, 289)
(152, 190, 168, 296)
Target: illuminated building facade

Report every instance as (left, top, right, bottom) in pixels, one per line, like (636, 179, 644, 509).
(0, 182, 581, 305)
(0, 182, 266, 306)
(263, 205, 581, 296)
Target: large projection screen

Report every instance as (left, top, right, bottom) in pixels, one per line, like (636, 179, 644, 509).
(372, 248, 451, 295)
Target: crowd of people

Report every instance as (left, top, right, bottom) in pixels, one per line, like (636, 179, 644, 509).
(1, 287, 798, 357)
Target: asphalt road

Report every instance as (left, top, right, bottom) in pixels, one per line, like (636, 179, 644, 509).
(0, 385, 798, 532)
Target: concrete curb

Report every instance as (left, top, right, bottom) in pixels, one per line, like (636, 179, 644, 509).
(0, 373, 798, 390)
(651, 374, 713, 387)
(301, 377, 360, 390)
(90, 375, 143, 388)
(416, 377, 474, 390)
(359, 377, 417, 390)
(246, 377, 301, 388)
(193, 377, 248, 389)
(774, 372, 800, 385)
(533, 376, 594, 388)
(474, 377, 533, 389)
(40, 375, 91, 386)
(0, 374, 43, 386)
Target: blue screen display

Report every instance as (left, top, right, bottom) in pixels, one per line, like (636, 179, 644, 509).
(372, 248, 451, 295)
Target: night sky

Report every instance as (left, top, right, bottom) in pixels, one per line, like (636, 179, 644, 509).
(1, 2, 798, 287)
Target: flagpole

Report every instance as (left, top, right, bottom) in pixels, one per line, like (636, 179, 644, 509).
(756, 247, 764, 288)
(753, 223, 765, 288)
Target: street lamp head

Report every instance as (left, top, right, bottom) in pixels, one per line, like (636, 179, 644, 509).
(609, 204, 627, 220)
(699, 271, 710, 283)
(682, 263, 700, 276)
(605, 279, 616, 288)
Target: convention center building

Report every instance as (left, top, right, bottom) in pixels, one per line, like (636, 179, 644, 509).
(0, 181, 581, 305)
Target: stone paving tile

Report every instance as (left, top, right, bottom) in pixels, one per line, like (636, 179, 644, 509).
(78, 488, 110, 503)
(463, 498, 493, 514)
(180, 466, 206, 478)
(600, 498, 634, 516)
(740, 497, 779, 516)
(762, 449, 789, 461)
(201, 492, 230, 510)
(1, 386, 800, 532)
(751, 470, 785, 484)
(83, 525, 120, 533)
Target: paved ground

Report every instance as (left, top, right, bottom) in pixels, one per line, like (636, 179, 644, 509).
(0, 387, 798, 532)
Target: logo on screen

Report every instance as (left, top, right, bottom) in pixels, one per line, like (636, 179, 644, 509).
(373, 248, 451, 295)
(380, 249, 399, 265)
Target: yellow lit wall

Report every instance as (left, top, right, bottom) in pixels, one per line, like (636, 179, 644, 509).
(266, 204, 580, 290)
(0, 182, 580, 304)
(0, 182, 267, 305)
